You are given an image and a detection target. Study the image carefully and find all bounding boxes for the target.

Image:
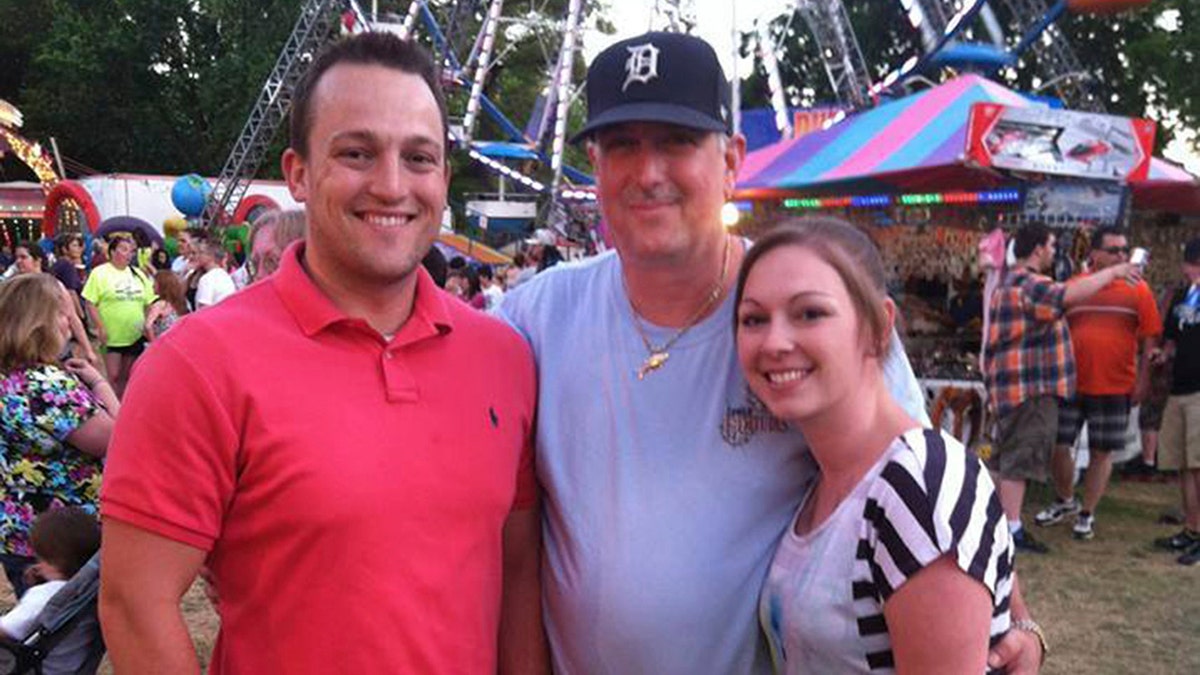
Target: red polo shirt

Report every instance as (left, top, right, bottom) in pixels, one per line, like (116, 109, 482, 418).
(101, 243, 537, 674)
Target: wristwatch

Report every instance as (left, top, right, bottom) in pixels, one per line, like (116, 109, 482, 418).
(1011, 618, 1048, 665)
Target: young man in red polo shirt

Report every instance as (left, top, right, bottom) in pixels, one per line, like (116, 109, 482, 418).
(98, 34, 547, 674)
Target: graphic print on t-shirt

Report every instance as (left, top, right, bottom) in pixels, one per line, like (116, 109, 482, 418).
(721, 385, 790, 446)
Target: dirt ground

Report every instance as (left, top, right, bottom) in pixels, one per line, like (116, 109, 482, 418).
(3, 477, 1196, 673)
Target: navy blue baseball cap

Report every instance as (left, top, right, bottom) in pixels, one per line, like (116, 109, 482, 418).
(571, 31, 732, 144)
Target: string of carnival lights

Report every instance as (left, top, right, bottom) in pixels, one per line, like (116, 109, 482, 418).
(465, 148, 596, 201)
(461, 0, 505, 143)
(782, 188, 1022, 210)
(0, 128, 59, 189)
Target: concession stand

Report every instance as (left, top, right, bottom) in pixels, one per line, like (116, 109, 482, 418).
(734, 74, 1200, 449)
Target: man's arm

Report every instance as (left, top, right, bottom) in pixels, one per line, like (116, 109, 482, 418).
(987, 572, 1044, 675)
(99, 518, 207, 674)
(1063, 263, 1139, 307)
(83, 300, 107, 346)
(1156, 338, 1176, 363)
(498, 508, 549, 675)
(1134, 335, 1159, 403)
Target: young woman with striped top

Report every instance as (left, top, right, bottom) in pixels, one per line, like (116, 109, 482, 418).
(734, 217, 1014, 674)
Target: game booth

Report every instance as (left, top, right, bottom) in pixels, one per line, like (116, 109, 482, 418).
(734, 74, 1200, 451)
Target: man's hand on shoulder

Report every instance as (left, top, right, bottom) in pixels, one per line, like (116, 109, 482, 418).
(1109, 262, 1142, 285)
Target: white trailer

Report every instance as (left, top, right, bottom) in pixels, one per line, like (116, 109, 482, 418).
(77, 173, 300, 234)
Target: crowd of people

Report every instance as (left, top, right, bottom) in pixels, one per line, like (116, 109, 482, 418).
(982, 222, 1200, 565)
(0, 27, 1193, 675)
(0, 205, 322, 670)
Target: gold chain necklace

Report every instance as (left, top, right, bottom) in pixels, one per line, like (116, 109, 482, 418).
(626, 235, 732, 380)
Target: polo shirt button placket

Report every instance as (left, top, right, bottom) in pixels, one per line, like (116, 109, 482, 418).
(381, 348, 418, 403)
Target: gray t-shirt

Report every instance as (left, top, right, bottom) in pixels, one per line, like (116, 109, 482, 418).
(760, 428, 1012, 673)
(499, 250, 927, 674)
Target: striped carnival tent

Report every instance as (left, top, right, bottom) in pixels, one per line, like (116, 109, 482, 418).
(736, 74, 1200, 213)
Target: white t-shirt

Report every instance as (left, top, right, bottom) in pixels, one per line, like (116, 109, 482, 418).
(170, 255, 190, 278)
(0, 579, 66, 638)
(498, 249, 928, 674)
(482, 285, 504, 312)
(195, 267, 237, 308)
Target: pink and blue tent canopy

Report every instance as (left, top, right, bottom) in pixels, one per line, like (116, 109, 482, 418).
(736, 74, 1200, 213)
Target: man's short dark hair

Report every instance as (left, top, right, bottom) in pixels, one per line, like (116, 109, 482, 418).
(1013, 222, 1053, 259)
(1090, 225, 1126, 250)
(289, 32, 448, 158)
(53, 232, 82, 256)
(30, 507, 101, 578)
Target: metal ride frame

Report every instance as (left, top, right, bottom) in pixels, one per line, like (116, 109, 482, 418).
(201, 0, 369, 227)
(758, 0, 1106, 138)
(201, 0, 597, 231)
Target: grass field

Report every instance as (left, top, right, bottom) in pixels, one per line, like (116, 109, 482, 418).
(6, 476, 1197, 673)
(1017, 477, 1199, 675)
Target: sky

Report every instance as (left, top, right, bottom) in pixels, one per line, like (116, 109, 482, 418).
(585, 0, 790, 76)
(589, 0, 1200, 176)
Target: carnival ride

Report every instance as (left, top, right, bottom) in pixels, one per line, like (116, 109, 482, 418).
(198, 0, 612, 243)
(0, 99, 107, 242)
(0, 102, 59, 189)
(756, 0, 1155, 141)
(734, 1, 1199, 217)
(9, 0, 1166, 245)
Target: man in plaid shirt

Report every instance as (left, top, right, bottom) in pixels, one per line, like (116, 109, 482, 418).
(985, 223, 1141, 553)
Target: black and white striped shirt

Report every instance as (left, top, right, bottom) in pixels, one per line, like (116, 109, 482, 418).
(760, 428, 1013, 673)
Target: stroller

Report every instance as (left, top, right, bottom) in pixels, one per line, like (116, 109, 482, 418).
(0, 553, 105, 675)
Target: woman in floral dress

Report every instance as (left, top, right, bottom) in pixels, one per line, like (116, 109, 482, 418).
(0, 274, 119, 596)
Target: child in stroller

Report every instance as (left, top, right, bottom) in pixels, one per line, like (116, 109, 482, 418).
(0, 507, 103, 675)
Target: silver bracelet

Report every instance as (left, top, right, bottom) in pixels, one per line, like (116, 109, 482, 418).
(1011, 618, 1048, 665)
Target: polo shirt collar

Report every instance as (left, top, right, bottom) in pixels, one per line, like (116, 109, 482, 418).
(273, 241, 454, 340)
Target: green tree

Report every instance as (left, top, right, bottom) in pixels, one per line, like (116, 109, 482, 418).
(0, 0, 55, 102)
(739, 2, 914, 110)
(11, 0, 303, 176)
(3, 0, 605, 231)
(999, 0, 1199, 155)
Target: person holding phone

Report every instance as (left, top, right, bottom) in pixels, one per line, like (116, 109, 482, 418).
(1036, 226, 1160, 541)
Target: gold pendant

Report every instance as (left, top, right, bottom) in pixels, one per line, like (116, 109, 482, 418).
(637, 351, 669, 380)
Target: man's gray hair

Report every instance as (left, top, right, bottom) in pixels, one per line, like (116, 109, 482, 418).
(250, 209, 307, 252)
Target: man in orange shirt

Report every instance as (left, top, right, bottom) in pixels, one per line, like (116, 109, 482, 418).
(1036, 226, 1161, 539)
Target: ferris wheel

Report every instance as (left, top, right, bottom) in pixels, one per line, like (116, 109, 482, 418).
(203, 0, 611, 237)
(754, 0, 1121, 138)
